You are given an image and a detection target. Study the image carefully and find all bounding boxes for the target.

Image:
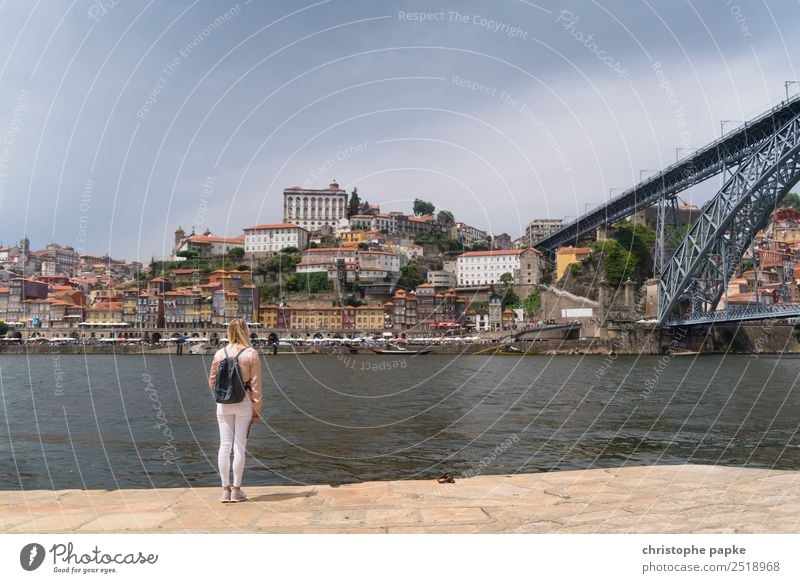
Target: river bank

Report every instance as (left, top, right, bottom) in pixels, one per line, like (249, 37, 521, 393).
(2, 465, 796, 533)
(3, 321, 799, 356)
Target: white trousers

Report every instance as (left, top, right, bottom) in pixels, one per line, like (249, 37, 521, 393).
(216, 397, 252, 487)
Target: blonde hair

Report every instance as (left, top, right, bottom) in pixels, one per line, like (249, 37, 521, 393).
(227, 319, 251, 347)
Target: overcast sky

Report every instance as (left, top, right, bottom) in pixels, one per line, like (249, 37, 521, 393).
(0, 0, 798, 261)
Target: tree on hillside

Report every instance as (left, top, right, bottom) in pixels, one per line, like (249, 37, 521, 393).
(287, 272, 332, 293)
(176, 249, 199, 261)
(501, 287, 519, 310)
(590, 239, 638, 286)
(520, 290, 541, 316)
(780, 192, 800, 211)
(611, 220, 655, 279)
(227, 247, 245, 262)
(499, 272, 514, 286)
(413, 199, 435, 216)
(397, 261, 424, 289)
(348, 187, 361, 217)
(437, 210, 455, 224)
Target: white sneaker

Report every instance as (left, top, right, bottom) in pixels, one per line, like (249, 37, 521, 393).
(230, 487, 247, 502)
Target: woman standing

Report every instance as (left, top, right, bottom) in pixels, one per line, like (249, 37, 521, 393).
(208, 319, 262, 503)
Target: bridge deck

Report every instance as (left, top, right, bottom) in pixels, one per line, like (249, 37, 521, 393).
(535, 95, 800, 252)
(662, 304, 800, 327)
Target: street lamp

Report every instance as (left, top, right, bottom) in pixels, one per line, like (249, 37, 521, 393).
(720, 119, 744, 136)
(639, 169, 656, 183)
(609, 187, 624, 198)
(785, 80, 800, 101)
(675, 147, 691, 163)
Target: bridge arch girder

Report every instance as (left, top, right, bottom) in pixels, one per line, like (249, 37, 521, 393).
(658, 113, 800, 324)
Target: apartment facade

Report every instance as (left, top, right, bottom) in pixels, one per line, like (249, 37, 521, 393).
(456, 249, 542, 286)
(283, 180, 348, 232)
(243, 223, 309, 256)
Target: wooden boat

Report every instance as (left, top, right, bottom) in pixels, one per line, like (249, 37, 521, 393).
(371, 343, 432, 355)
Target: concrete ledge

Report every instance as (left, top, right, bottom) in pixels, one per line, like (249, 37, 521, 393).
(2, 465, 798, 534)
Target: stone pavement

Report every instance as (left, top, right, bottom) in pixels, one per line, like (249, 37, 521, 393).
(2, 465, 798, 533)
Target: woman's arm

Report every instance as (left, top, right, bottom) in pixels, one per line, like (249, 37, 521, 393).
(208, 351, 221, 391)
(248, 349, 262, 415)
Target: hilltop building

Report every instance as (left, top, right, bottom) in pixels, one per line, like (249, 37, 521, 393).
(283, 180, 348, 232)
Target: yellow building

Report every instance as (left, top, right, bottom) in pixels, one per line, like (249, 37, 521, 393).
(338, 230, 368, 246)
(259, 304, 385, 332)
(556, 246, 592, 281)
(86, 302, 124, 324)
(354, 305, 384, 330)
(260, 305, 279, 329)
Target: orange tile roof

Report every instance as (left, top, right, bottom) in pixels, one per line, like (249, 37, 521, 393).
(187, 234, 245, 244)
(557, 246, 592, 255)
(170, 268, 201, 275)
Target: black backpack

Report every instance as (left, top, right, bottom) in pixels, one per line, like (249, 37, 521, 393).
(214, 346, 250, 404)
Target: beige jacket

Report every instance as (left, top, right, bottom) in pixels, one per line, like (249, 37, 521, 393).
(208, 344, 262, 414)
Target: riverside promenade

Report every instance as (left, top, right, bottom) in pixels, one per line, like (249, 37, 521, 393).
(1, 465, 798, 533)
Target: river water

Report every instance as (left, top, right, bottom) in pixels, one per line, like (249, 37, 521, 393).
(1, 352, 798, 489)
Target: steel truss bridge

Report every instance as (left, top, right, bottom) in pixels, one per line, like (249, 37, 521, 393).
(533, 95, 800, 327)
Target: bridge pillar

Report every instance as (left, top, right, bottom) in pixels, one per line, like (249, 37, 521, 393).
(624, 279, 637, 310)
(598, 278, 609, 311)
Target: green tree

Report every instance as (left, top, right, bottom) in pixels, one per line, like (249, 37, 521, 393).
(501, 287, 520, 310)
(520, 290, 541, 315)
(470, 301, 489, 312)
(413, 199, 435, 216)
(780, 192, 800, 211)
(611, 220, 655, 279)
(0, 321, 8, 337)
(227, 247, 245, 262)
(287, 272, 332, 293)
(176, 249, 199, 261)
(591, 240, 638, 286)
(468, 241, 490, 252)
(437, 210, 455, 224)
(499, 272, 514, 286)
(259, 284, 280, 303)
(397, 261, 424, 289)
(280, 246, 299, 254)
(348, 187, 361, 217)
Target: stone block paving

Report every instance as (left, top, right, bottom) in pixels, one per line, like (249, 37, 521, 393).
(1, 465, 798, 534)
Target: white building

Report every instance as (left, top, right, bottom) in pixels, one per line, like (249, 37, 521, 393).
(358, 250, 401, 274)
(456, 249, 543, 287)
(173, 229, 245, 259)
(283, 180, 348, 232)
(427, 270, 457, 289)
(243, 223, 308, 256)
(296, 247, 400, 281)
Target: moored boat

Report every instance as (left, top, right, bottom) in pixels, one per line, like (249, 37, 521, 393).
(371, 343, 432, 355)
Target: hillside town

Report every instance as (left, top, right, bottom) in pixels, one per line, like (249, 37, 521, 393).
(1, 179, 798, 346)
